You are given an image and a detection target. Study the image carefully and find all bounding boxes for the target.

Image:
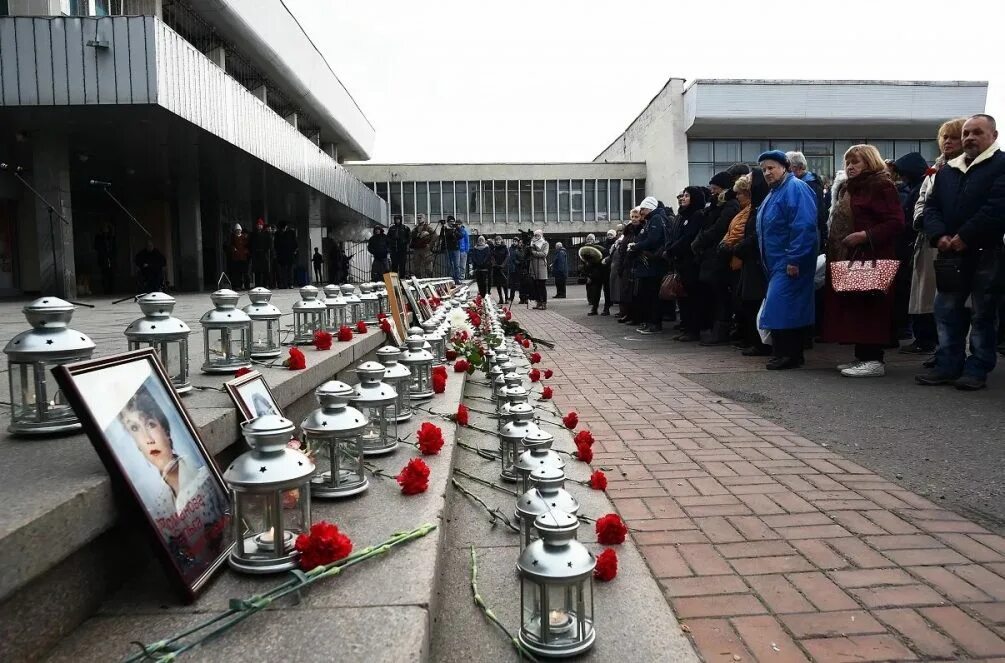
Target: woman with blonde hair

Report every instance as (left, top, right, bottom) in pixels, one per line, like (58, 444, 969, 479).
(821, 144, 905, 377)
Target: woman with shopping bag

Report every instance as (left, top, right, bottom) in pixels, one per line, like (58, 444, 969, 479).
(821, 144, 905, 377)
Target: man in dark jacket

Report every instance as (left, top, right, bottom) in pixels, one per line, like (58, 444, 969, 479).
(387, 215, 411, 276)
(631, 196, 670, 335)
(368, 226, 390, 282)
(891, 152, 931, 349)
(135, 239, 166, 293)
(250, 218, 273, 288)
(787, 151, 827, 246)
(918, 114, 1005, 390)
(552, 242, 569, 299)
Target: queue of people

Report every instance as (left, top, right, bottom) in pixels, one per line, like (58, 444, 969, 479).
(579, 114, 1005, 390)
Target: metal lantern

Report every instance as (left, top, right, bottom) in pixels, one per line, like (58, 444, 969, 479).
(225, 415, 315, 574)
(323, 284, 348, 331)
(291, 285, 327, 345)
(341, 284, 363, 324)
(489, 364, 505, 399)
(399, 335, 434, 401)
(518, 512, 596, 658)
(4, 297, 95, 435)
(423, 328, 446, 366)
(377, 345, 413, 422)
(199, 288, 252, 374)
(515, 466, 579, 550)
(375, 282, 389, 316)
(124, 292, 192, 394)
(301, 381, 369, 499)
(359, 283, 379, 324)
(497, 382, 530, 420)
(408, 326, 434, 355)
(499, 402, 539, 482)
(351, 361, 399, 456)
(515, 428, 564, 494)
(243, 287, 282, 359)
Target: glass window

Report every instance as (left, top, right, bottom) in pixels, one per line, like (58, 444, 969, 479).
(609, 180, 621, 220)
(714, 140, 740, 164)
(403, 182, 415, 218)
(93, 0, 110, 15)
(558, 180, 570, 222)
(416, 182, 428, 219)
(621, 179, 633, 216)
(584, 179, 596, 220)
(635, 179, 646, 205)
(375, 182, 389, 204)
(428, 182, 441, 217)
(533, 180, 545, 224)
(833, 141, 865, 174)
(713, 165, 734, 179)
(770, 140, 802, 153)
(920, 140, 940, 164)
(741, 140, 769, 163)
(545, 180, 557, 221)
(467, 181, 479, 219)
(520, 181, 532, 224)
(390, 182, 402, 215)
(689, 140, 713, 162)
(894, 140, 921, 159)
(571, 179, 583, 220)
(803, 140, 833, 157)
(867, 140, 894, 159)
(481, 181, 494, 215)
(806, 156, 834, 182)
(446, 181, 458, 217)
(688, 163, 713, 188)
(0, 0, 10, 15)
(363, 182, 375, 191)
(494, 180, 506, 220)
(507, 181, 519, 222)
(596, 179, 608, 221)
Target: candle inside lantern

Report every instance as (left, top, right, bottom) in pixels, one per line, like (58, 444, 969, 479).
(549, 609, 573, 630)
(254, 527, 294, 552)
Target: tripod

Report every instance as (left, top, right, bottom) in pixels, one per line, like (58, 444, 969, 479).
(0, 162, 94, 307)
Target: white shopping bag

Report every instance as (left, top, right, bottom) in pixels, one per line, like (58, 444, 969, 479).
(756, 300, 772, 346)
(814, 254, 827, 290)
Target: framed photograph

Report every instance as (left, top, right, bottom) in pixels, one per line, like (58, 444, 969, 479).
(225, 370, 282, 422)
(383, 272, 411, 340)
(403, 280, 427, 323)
(54, 349, 233, 602)
(410, 276, 434, 319)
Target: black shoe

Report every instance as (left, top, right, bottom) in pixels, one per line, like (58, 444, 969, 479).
(954, 375, 987, 391)
(601, 309, 611, 316)
(638, 325, 662, 335)
(922, 356, 936, 369)
(587, 309, 598, 316)
(742, 346, 772, 357)
(766, 357, 802, 370)
(617, 316, 630, 324)
(700, 334, 731, 347)
(899, 342, 936, 355)
(675, 333, 700, 342)
(915, 370, 958, 386)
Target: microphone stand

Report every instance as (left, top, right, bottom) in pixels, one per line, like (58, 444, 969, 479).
(1, 163, 94, 307)
(89, 181, 154, 304)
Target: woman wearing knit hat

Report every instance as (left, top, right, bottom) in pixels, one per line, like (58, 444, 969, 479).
(693, 172, 741, 345)
(755, 150, 820, 369)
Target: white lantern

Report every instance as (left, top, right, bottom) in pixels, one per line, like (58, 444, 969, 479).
(499, 402, 538, 482)
(515, 466, 579, 550)
(301, 381, 369, 498)
(377, 345, 413, 422)
(359, 283, 380, 324)
(341, 284, 363, 324)
(200, 289, 252, 374)
(351, 361, 399, 456)
(399, 335, 434, 401)
(243, 287, 283, 359)
(515, 428, 564, 494)
(291, 285, 327, 345)
(125, 292, 192, 394)
(323, 284, 348, 331)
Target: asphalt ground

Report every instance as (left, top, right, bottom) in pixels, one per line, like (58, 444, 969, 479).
(541, 285, 1005, 534)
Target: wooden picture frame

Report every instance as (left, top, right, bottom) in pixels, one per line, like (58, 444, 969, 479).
(402, 280, 426, 324)
(54, 349, 233, 602)
(383, 272, 410, 341)
(225, 371, 282, 423)
(410, 276, 433, 320)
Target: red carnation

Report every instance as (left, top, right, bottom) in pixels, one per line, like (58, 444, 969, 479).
(235, 367, 253, 378)
(595, 513, 628, 545)
(379, 318, 392, 334)
(925, 166, 938, 177)
(356, 320, 368, 334)
(541, 386, 553, 400)
(313, 329, 333, 351)
(589, 470, 608, 490)
(417, 422, 445, 455)
(530, 352, 542, 364)
(576, 443, 593, 464)
(377, 312, 388, 321)
(337, 325, 353, 342)
(467, 310, 482, 327)
(295, 521, 353, 571)
(594, 548, 618, 581)
(432, 365, 448, 379)
(454, 359, 471, 373)
(529, 369, 541, 382)
(563, 411, 579, 429)
(543, 369, 554, 379)
(432, 372, 447, 394)
(456, 404, 469, 427)
(284, 347, 307, 370)
(521, 339, 531, 348)
(445, 349, 458, 361)
(514, 333, 524, 343)
(573, 430, 594, 448)
(397, 458, 430, 494)
(504, 309, 512, 321)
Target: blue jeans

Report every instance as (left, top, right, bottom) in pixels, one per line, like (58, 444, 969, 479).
(933, 251, 1002, 380)
(448, 250, 461, 283)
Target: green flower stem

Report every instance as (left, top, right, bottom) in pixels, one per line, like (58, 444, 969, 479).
(456, 440, 499, 462)
(453, 468, 518, 496)
(469, 546, 541, 663)
(451, 478, 520, 533)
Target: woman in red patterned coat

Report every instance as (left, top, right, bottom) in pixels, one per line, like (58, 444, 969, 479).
(822, 144, 905, 377)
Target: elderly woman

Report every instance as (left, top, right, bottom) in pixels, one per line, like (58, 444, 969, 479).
(756, 151, 819, 369)
(468, 235, 493, 297)
(821, 145, 905, 376)
(609, 223, 626, 315)
(617, 212, 643, 324)
(668, 187, 708, 341)
(529, 229, 550, 310)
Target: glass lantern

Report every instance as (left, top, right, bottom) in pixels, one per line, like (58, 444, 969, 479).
(497, 382, 530, 421)
(225, 415, 315, 574)
(518, 511, 596, 658)
(375, 282, 388, 317)
(243, 287, 282, 359)
(423, 328, 446, 366)
(359, 283, 380, 324)
(499, 402, 538, 482)
(377, 345, 413, 422)
(291, 285, 327, 345)
(399, 335, 434, 401)
(323, 284, 347, 331)
(488, 363, 505, 399)
(515, 466, 579, 550)
(515, 428, 564, 494)
(125, 292, 192, 394)
(301, 381, 369, 499)
(408, 326, 434, 355)
(351, 361, 399, 456)
(199, 288, 252, 374)
(341, 284, 363, 324)
(4, 297, 95, 435)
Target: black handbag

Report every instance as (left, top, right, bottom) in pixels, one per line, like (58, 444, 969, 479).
(933, 254, 966, 294)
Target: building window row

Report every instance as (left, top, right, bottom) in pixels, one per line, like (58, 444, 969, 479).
(687, 139, 940, 187)
(365, 179, 647, 225)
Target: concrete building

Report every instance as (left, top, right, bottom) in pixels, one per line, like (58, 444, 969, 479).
(596, 78, 988, 202)
(0, 0, 385, 298)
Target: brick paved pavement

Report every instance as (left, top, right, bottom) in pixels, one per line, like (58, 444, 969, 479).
(519, 308, 1005, 662)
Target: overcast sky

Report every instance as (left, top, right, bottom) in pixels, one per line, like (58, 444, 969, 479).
(286, 0, 1005, 164)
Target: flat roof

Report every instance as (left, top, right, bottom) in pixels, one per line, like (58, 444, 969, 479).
(688, 78, 988, 88)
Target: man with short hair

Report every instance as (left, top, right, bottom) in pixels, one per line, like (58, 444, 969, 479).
(918, 114, 1005, 390)
(787, 151, 827, 245)
(457, 218, 471, 279)
(367, 225, 390, 282)
(443, 217, 462, 283)
(552, 241, 569, 299)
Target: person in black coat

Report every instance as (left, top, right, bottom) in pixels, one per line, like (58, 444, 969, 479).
(135, 240, 166, 293)
(669, 186, 707, 341)
(692, 172, 741, 344)
(93, 223, 117, 294)
(274, 222, 298, 289)
(891, 152, 930, 346)
(732, 169, 771, 355)
(387, 215, 411, 276)
(368, 226, 390, 282)
(580, 234, 609, 316)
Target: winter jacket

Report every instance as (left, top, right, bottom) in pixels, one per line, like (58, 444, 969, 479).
(275, 228, 298, 262)
(756, 173, 819, 330)
(469, 245, 492, 270)
(892, 152, 929, 256)
(735, 170, 771, 303)
(505, 247, 524, 276)
(798, 170, 827, 247)
(668, 187, 707, 268)
(923, 144, 1005, 251)
(458, 226, 470, 253)
(387, 223, 411, 253)
(552, 247, 569, 277)
(229, 232, 250, 262)
(529, 238, 549, 280)
(722, 203, 752, 270)
(442, 226, 461, 251)
(693, 193, 740, 284)
(632, 204, 671, 279)
(492, 244, 509, 268)
(411, 224, 436, 250)
(367, 233, 389, 260)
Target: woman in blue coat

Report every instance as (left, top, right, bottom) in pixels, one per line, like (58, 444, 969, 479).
(755, 151, 820, 370)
